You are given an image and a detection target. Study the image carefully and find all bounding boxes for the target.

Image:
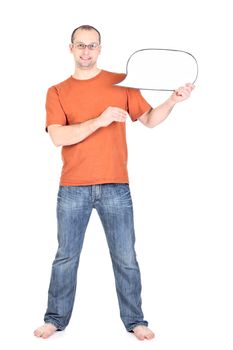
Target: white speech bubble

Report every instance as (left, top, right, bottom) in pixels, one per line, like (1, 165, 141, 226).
(115, 48, 198, 91)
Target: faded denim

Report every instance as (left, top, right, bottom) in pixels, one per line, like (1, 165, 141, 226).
(44, 184, 148, 332)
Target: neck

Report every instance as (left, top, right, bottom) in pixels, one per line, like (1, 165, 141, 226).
(72, 67, 101, 80)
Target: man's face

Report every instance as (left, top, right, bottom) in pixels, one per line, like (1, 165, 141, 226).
(70, 29, 101, 70)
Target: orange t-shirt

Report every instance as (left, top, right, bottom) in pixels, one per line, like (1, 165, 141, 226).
(46, 70, 151, 186)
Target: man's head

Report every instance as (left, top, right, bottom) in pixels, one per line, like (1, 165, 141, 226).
(71, 25, 101, 45)
(70, 25, 101, 70)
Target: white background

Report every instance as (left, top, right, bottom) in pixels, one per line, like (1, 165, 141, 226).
(0, 0, 232, 349)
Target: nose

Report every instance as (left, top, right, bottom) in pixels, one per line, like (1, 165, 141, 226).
(83, 46, 90, 54)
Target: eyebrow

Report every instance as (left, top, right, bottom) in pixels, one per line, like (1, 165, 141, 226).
(73, 41, 99, 44)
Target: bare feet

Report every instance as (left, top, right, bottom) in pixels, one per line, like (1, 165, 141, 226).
(132, 325, 155, 341)
(34, 323, 57, 339)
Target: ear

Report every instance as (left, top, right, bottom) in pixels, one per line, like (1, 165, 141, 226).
(69, 43, 73, 53)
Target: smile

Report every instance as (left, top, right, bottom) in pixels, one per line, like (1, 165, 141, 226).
(80, 56, 91, 61)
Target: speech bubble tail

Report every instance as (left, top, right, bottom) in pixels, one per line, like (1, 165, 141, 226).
(114, 82, 175, 91)
(114, 81, 128, 86)
(113, 81, 136, 89)
(113, 82, 123, 87)
(113, 82, 127, 88)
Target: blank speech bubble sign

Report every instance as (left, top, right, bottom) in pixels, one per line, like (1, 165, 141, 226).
(115, 48, 198, 91)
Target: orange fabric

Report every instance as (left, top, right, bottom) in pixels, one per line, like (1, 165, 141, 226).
(46, 70, 152, 186)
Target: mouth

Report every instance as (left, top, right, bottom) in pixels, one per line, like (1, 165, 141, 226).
(80, 56, 91, 61)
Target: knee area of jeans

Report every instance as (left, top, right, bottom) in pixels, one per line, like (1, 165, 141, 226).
(114, 253, 138, 269)
(54, 249, 80, 265)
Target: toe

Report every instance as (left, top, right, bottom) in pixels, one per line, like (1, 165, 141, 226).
(34, 326, 44, 337)
(41, 331, 50, 339)
(34, 324, 57, 339)
(132, 325, 155, 341)
(136, 334, 145, 340)
(146, 331, 155, 340)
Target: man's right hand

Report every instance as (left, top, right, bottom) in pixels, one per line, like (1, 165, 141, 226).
(47, 107, 129, 147)
(97, 106, 128, 127)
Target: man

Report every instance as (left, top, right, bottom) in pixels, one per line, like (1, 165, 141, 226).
(34, 25, 194, 341)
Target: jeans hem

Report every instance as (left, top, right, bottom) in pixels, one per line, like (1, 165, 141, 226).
(126, 321, 149, 332)
(44, 319, 65, 331)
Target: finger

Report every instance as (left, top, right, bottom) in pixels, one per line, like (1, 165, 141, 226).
(115, 108, 128, 116)
(182, 87, 191, 95)
(185, 83, 195, 90)
(175, 88, 184, 96)
(176, 86, 191, 96)
(112, 112, 127, 122)
(176, 84, 194, 93)
(184, 86, 193, 94)
(113, 110, 127, 118)
(115, 116, 127, 122)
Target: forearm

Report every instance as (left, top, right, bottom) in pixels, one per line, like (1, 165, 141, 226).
(50, 117, 102, 146)
(143, 83, 195, 128)
(146, 98, 176, 128)
(49, 106, 128, 146)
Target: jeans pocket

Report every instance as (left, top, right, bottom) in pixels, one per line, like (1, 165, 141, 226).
(57, 186, 88, 211)
(107, 184, 132, 208)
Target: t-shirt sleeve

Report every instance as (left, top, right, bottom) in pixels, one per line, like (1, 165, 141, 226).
(126, 88, 152, 122)
(45, 86, 67, 131)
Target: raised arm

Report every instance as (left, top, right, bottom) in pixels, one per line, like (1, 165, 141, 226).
(139, 83, 195, 128)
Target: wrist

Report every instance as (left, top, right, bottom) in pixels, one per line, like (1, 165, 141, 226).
(95, 115, 103, 128)
(166, 96, 177, 107)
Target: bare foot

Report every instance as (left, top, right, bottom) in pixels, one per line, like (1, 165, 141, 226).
(34, 323, 57, 339)
(132, 325, 155, 341)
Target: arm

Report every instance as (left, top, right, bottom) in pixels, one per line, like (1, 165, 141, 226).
(48, 106, 128, 146)
(139, 83, 195, 128)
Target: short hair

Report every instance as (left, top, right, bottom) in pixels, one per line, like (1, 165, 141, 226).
(71, 25, 101, 44)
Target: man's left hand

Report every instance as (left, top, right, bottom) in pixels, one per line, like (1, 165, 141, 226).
(170, 83, 195, 103)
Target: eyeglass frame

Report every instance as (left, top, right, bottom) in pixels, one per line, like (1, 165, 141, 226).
(71, 41, 101, 50)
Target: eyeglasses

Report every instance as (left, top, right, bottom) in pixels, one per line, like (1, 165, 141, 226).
(72, 42, 100, 50)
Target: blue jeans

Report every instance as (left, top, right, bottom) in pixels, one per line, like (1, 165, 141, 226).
(44, 184, 148, 332)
